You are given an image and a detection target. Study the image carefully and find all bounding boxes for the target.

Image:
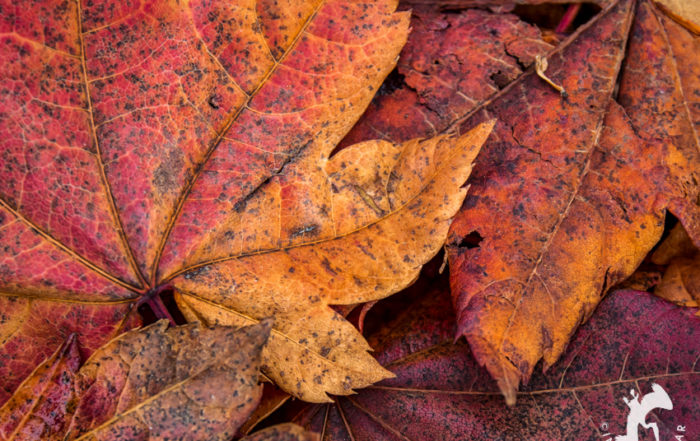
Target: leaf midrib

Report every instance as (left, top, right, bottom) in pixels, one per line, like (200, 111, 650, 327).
(163, 127, 486, 283)
(368, 371, 700, 396)
(76, 0, 147, 290)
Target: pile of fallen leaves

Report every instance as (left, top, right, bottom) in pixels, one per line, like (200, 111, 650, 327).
(0, 0, 697, 439)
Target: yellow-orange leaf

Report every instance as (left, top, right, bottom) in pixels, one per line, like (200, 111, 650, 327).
(2, 0, 485, 405)
(174, 122, 494, 402)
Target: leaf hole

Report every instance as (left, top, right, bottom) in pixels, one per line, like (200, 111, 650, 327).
(375, 67, 406, 97)
(138, 285, 187, 326)
(208, 94, 220, 109)
(511, 3, 602, 34)
(458, 231, 484, 249)
(490, 71, 512, 89)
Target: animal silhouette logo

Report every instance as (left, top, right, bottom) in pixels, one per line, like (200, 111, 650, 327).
(615, 383, 673, 441)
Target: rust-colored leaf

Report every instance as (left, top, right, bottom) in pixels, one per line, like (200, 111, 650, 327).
(617, 0, 700, 245)
(333, 0, 700, 404)
(445, 0, 643, 403)
(1, 0, 494, 405)
(450, 2, 700, 396)
(341, 6, 553, 147)
(0, 320, 271, 440)
(288, 286, 700, 440)
(652, 225, 700, 313)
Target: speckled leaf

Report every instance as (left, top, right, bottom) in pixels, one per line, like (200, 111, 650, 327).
(173, 122, 493, 402)
(440, 0, 634, 402)
(1, 0, 442, 405)
(441, 0, 700, 404)
(288, 286, 699, 440)
(0, 335, 80, 440)
(0, 320, 271, 441)
(617, 0, 700, 246)
(344, 0, 700, 405)
(341, 6, 553, 147)
(241, 424, 319, 441)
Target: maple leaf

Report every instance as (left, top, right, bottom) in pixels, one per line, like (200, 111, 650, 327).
(334, 0, 700, 403)
(341, 4, 554, 147)
(172, 124, 493, 402)
(285, 284, 700, 440)
(0, 0, 494, 404)
(0, 321, 272, 440)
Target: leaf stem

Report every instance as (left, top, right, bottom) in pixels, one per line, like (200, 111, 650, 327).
(137, 284, 176, 325)
(556, 4, 581, 34)
(535, 55, 568, 99)
(146, 295, 176, 326)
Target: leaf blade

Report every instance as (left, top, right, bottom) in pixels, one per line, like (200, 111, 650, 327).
(172, 123, 494, 402)
(290, 287, 700, 440)
(67, 321, 271, 441)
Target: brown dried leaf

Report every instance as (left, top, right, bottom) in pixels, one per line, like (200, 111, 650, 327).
(0, 321, 271, 440)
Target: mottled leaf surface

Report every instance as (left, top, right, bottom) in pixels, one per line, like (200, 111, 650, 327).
(174, 123, 493, 402)
(333, 0, 700, 403)
(0, 321, 270, 441)
(400, 0, 700, 403)
(617, 0, 700, 245)
(289, 286, 699, 440)
(341, 6, 552, 147)
(445, 0, 641, 403)
(1, 0, 492, 403)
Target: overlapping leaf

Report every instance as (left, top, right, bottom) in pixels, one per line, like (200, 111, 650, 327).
(333, 0, 700, 402)
(1, 0, 496, 404)
(446, 0, 698, 402)
(341, 4, 553, 147)
(652, 225, 700, 313)
(173, 124, 493, 402)
(288, 285, 699, 440)
(0, 321, 271, 440)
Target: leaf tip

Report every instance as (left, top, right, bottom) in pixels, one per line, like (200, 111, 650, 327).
(249, 318, 274, 350)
